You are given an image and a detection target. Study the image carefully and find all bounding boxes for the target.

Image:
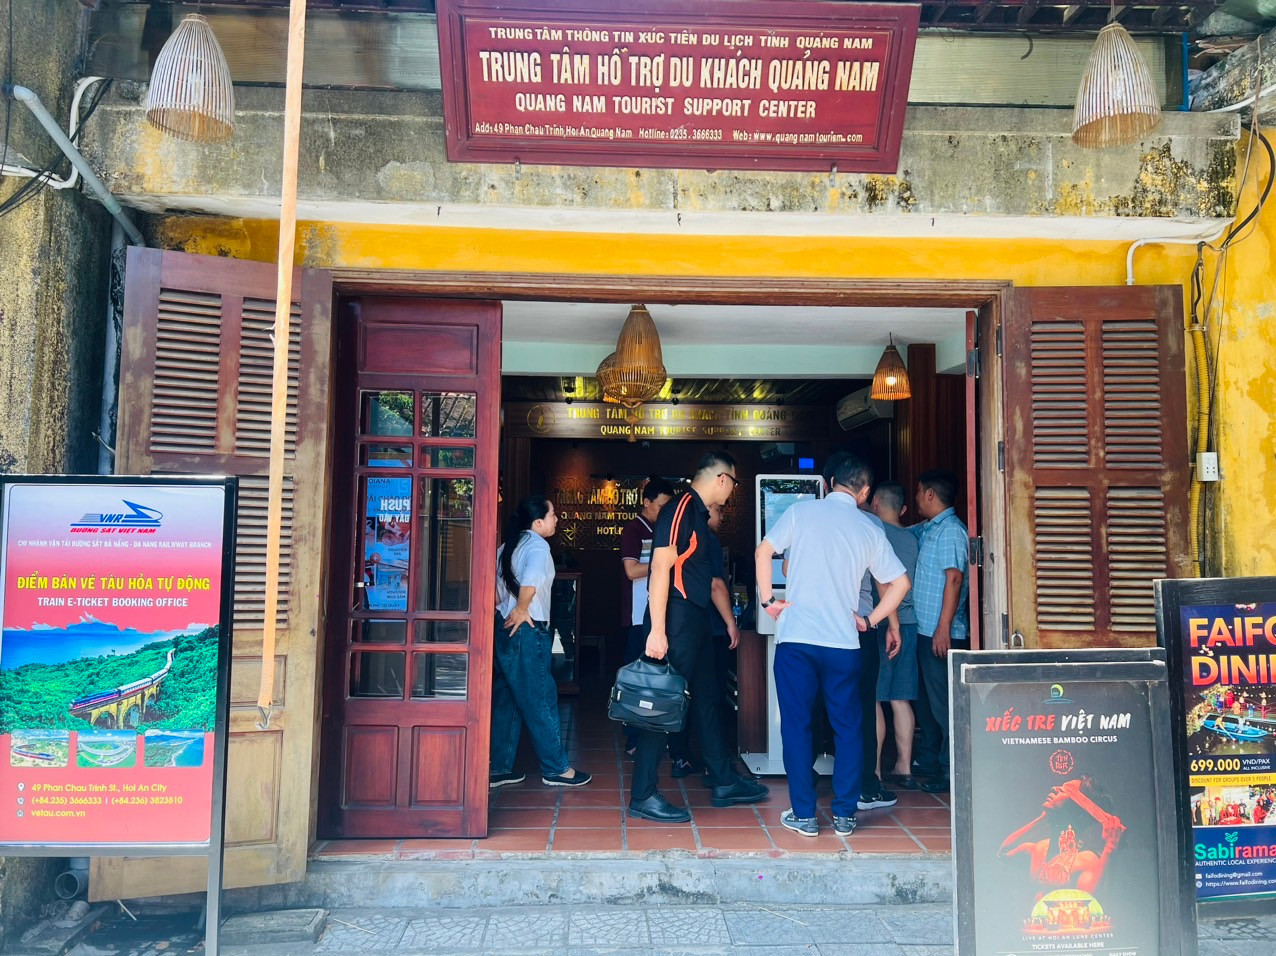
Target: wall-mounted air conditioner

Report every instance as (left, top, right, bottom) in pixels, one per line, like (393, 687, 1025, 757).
(836, 387, 895, 432)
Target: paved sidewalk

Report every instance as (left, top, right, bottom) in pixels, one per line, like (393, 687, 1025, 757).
(58, 903, 1276, 956)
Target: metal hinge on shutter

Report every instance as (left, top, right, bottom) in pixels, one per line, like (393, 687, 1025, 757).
(998, 440, 1005, 472)
(995, 324, 1003, 357)
(968, 536, 983, 567)
(966, 347, 980, 378)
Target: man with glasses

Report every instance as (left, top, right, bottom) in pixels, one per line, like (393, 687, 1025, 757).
(629, 451, 769, 823)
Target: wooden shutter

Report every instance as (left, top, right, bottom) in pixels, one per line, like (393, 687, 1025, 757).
(90, 248, 333, 899)
(1003, 286, 1189, 648)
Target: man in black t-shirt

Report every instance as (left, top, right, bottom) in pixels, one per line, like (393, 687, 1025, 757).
(629, 451, 768, 823)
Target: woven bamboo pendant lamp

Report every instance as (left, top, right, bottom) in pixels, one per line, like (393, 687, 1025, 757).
(596, 305, 668, 440)
(145, 14, 236, 143)
(871, 335, 911, 401)
(1071, 21, 1161, 149)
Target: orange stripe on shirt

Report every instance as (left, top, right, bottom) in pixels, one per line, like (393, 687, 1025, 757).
(667, 493, 695, 600)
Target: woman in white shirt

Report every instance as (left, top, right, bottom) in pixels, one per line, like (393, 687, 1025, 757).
(490, 495, 592, 789)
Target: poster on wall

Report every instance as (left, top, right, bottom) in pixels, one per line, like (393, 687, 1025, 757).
(363, 477, 412, 611)
(1157, 577, 1276, 911)
(951, 649, 1195, 956)
(0, 476, 234, 851)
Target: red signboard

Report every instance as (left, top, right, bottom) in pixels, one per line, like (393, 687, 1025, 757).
(436, 0, 921, 173)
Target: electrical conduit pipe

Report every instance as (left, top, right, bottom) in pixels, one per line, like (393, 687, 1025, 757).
(2, 84, 144, 245)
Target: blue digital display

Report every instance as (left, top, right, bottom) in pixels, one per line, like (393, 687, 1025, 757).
(797, 457, 815, 471)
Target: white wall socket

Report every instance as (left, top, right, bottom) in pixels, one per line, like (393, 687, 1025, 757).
(1197, 452, 1220, 482)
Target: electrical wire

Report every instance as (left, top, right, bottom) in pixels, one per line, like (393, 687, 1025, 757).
(2, 0, 13, 182)
(0, 77, 112, 219)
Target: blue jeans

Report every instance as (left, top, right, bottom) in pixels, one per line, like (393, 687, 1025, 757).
(774, 641, 863, 819)
(490, 616, 569, 777)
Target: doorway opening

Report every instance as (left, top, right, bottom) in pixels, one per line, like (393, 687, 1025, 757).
(318, 285, 996, 855)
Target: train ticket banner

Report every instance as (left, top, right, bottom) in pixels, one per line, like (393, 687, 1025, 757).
(436, 0, 920, 172)
(1179, 598, 1276, 901)
(0, 480, 230, 847)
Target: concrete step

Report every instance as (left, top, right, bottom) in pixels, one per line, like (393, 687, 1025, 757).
(224, 856, 952, 913)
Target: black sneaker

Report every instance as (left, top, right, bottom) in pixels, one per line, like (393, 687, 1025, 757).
(857, 787, 898, 810)
(542, 770, 592, 787)
(921, 777, 950, 794)
(489, 772, 526, 789)
(833, 814, 857, 836)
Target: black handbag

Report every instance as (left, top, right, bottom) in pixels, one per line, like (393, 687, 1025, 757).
(607, 657, 690, 734)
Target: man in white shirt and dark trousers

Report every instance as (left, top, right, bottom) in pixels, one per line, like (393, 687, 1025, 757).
(755, 452, 910, 837)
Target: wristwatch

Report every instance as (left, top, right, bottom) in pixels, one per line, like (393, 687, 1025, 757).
(761, 597, 777, 608)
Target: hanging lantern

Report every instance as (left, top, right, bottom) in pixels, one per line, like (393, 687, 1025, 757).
(596, 305, 668, 441)
(145, 14, 236, 144)
(871, 335, 911, 401)
(1071, 21, 1161, 149)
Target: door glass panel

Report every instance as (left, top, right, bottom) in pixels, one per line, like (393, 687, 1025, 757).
(421, 392, 477, 438)
(361, 390, 414, 436)
(413, 620, 470, 644)
(360, 476, 413, 611)
(353, 620, 407, 644)
(411, 653, 468, 699)
(415, 478, 474, 612)
(427, 446, 476, 469)
(350, 652, 405, 698)
(361, 444, 413, 468)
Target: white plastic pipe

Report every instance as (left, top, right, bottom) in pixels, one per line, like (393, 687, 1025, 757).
(0, 77, 105, 188)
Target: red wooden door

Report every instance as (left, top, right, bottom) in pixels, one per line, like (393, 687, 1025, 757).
(320, 296, 501, 838)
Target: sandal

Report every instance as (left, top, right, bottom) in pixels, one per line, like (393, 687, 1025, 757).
(887, 773, 921, 790)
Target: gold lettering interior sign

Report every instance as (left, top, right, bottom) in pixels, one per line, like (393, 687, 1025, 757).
(506, 402, 831, 441)
(436, 0, 920, 172)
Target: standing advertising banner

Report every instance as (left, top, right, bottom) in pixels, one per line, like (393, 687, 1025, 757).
(950, 648, 1196, 956)
(1157, 577, 1276, 915)
(0, 476, 235, 951)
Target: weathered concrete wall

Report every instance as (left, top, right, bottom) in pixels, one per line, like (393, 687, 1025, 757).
(82, 87, 1239, 236)
(0, 0, 110, 479)
(0, 0, 107, 941)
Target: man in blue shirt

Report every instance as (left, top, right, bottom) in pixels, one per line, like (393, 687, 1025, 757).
(911, 469, 970, 794)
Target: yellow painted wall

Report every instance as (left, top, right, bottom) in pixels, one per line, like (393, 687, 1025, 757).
(156, 131, 1271, 580)
(1202, 128, 1276, 578)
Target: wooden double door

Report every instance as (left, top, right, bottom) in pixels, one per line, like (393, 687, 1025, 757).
(318, 296, 502, 839)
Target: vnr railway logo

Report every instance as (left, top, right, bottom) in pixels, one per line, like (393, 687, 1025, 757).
(72, 500, 164, 529)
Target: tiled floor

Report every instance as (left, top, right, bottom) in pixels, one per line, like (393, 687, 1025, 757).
(313, 691, 951, 861)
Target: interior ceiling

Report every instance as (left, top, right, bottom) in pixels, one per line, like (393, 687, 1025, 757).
(502, 376, 868, 406)
(501, 301, 966, 349)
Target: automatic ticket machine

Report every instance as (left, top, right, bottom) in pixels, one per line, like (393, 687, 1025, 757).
(741, 474, 827, 776)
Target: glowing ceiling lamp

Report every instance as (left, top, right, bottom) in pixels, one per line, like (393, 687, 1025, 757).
(871, 335, 911, 401)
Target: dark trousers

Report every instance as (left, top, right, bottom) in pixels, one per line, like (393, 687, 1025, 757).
(774, 641, 862, 819)
(858, 624, 882, 796)
(914, 633, 969, 773)
(631, 600, 734, 801)
(490, 616, 569, 778)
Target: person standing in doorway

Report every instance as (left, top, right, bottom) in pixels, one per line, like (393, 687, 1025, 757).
(870, 481, 922, 790)
(668, 500, 741, 779)
(911, 469, 970, 794)
(630, 452, 769, 823)
(619, 476, 675, 757)
(490, 495, 592, 790)
(755, 452, 909, 838)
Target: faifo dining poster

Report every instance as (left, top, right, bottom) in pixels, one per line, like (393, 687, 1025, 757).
(1158, 577, 1276, 909)
(0, 477, 234, 850)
